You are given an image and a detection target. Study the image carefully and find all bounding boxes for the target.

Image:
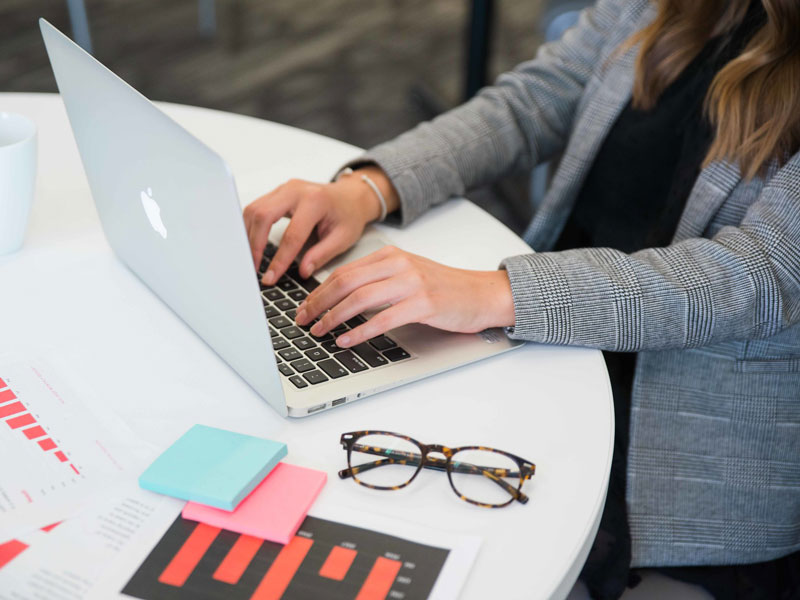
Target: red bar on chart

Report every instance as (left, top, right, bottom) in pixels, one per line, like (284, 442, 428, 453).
(0, 539, 28, 569)
(319, 546, 357, 581)
(0, 377, 6, 388)
(70, 464, 80, 475)
(355, 556, 403, 600)
(158, 523, 221, 587)
(41, 522, 61, 533)
(23, 425, 46, 440)
(38, 438, 57, 451)
(212, 534, 263, 584)
(6, 413, 35, 429)
(54, 451, 68, 462)
(0, 401, 25, 418)
(0, 389, 15, 403)
(251, 536, 314, 600)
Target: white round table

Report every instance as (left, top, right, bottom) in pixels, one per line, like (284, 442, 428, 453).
(0, 93, 613, 600)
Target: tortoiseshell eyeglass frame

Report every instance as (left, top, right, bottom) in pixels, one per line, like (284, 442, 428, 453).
(338, 430, 536, 508)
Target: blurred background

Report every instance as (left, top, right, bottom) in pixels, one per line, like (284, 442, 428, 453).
(1, 0, 587, 230)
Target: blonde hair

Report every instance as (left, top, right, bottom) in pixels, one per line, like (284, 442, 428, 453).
(625, 0, 800, 179)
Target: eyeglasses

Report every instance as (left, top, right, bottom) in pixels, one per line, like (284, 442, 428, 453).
(338, 431, 536, 508)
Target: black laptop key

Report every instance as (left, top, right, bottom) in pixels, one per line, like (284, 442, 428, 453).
(345, 315, 366, 329)
(279, 347, 301, 362)
(282, 326, 304, 339)
(286, 309, 297, 321)
(269, 316, 292, 329)
(288, 289, 307, 302)
(296, 276, 320, 292)
(272, 337, 289, 350)
(269, 327, 278, 338)
(352, 343, 389, 368)
(258, 257, 269, 273)
(311, 331, 333, 342)
(293, 337, 315, 350)
(289, 375, 307, 388)
(321, 340, 340, 353)
(334, 351, 368, 373)
(305, 348, 328, 362)
(278, 363, 294, 377)
(275, 298, 295, 311)
(303, 370, 329, 385)
(264, 243, 278, 257)
(318, 359, 348, 379)
(290, 358, 314, 373)
(263, 289, 284, 301)
(277, 277, 297, 291)
(264, 305, 279, 318)
(369, 336, 396, 351)
(332, 324, 348, 334)
(383, 347, 411, 362)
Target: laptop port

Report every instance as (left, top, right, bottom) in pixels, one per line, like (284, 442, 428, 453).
(332, 397, 346, 407)
(307, 403, 326, 414)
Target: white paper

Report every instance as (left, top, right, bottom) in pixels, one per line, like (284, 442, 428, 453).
(0, 483, 183, 600)
(0, 356, 152, 540)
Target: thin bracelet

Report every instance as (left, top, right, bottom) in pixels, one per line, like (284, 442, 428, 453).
(337, 167, 388, 222)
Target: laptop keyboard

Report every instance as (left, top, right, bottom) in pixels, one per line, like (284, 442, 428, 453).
(257, 243, 410, 389)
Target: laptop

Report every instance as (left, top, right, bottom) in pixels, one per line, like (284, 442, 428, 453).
(39, 19, 523, 417)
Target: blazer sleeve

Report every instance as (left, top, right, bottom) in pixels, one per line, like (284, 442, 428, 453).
(501, 153, 800, 351)
(342, 0, 628, 226)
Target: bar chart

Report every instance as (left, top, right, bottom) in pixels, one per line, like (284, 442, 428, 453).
(0, 376, 81, 476)
(0, 357, 144, 540)
(123, 515, 450, 600)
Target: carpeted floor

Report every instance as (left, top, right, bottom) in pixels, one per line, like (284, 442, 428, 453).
(1, 0, 547, 228)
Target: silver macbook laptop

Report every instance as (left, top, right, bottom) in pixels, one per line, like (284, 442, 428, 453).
(40, 19, 522, 417)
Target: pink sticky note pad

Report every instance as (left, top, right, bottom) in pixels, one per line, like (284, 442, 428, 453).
(182, 462, 326, 544)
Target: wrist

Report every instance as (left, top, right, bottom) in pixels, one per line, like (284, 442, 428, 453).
(336, 166, 400, 224)
(484, 270, 516, 328)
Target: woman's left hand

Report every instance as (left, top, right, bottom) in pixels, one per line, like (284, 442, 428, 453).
(294, 245, 516, 348)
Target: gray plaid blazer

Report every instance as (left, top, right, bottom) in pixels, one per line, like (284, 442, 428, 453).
(346, 0, 800, 567)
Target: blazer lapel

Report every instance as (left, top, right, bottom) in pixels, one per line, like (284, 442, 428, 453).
(672, 160, 741, 243)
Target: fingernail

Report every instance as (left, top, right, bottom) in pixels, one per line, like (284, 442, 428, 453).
(297, 301, 306, 312)
(296, 309, 307, 324)
(263, 270, 275, 285)
(310, 322, 323, 336)
(337, 335, 350, 347)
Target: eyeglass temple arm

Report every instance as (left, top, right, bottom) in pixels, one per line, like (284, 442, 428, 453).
(339, 446, 531, 503)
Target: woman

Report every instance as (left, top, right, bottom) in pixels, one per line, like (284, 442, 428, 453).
(244, 0, 800, 597)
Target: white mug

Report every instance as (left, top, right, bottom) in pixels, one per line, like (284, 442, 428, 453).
(0, 112, 37, 255)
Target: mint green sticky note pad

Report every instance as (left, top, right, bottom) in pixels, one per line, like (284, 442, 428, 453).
(139, 425, 287, 511)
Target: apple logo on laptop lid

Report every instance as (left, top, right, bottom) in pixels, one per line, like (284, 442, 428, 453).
(140, 187, 167, 239)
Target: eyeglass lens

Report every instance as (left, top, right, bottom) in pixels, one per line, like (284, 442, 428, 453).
(350, 433, 423, 489)
(448, 449, 521, 506)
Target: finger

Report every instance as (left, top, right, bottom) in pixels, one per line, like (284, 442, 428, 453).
(309, 278, 409, 336)
(297, 227, 354, 280)
(334, 300, 418, 348)
(310, 244, 396, 289)
(246, 187, 296, 267)
(297, 258, 403, 325)
(298, 246, 405, 318)
(265, 201, 323, 285)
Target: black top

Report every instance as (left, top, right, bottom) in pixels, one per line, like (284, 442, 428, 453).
(555, 1, 767, 255)
(555, 4, 800, 600)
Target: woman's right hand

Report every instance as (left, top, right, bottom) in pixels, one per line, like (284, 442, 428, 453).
(243, 166, 398, 285)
